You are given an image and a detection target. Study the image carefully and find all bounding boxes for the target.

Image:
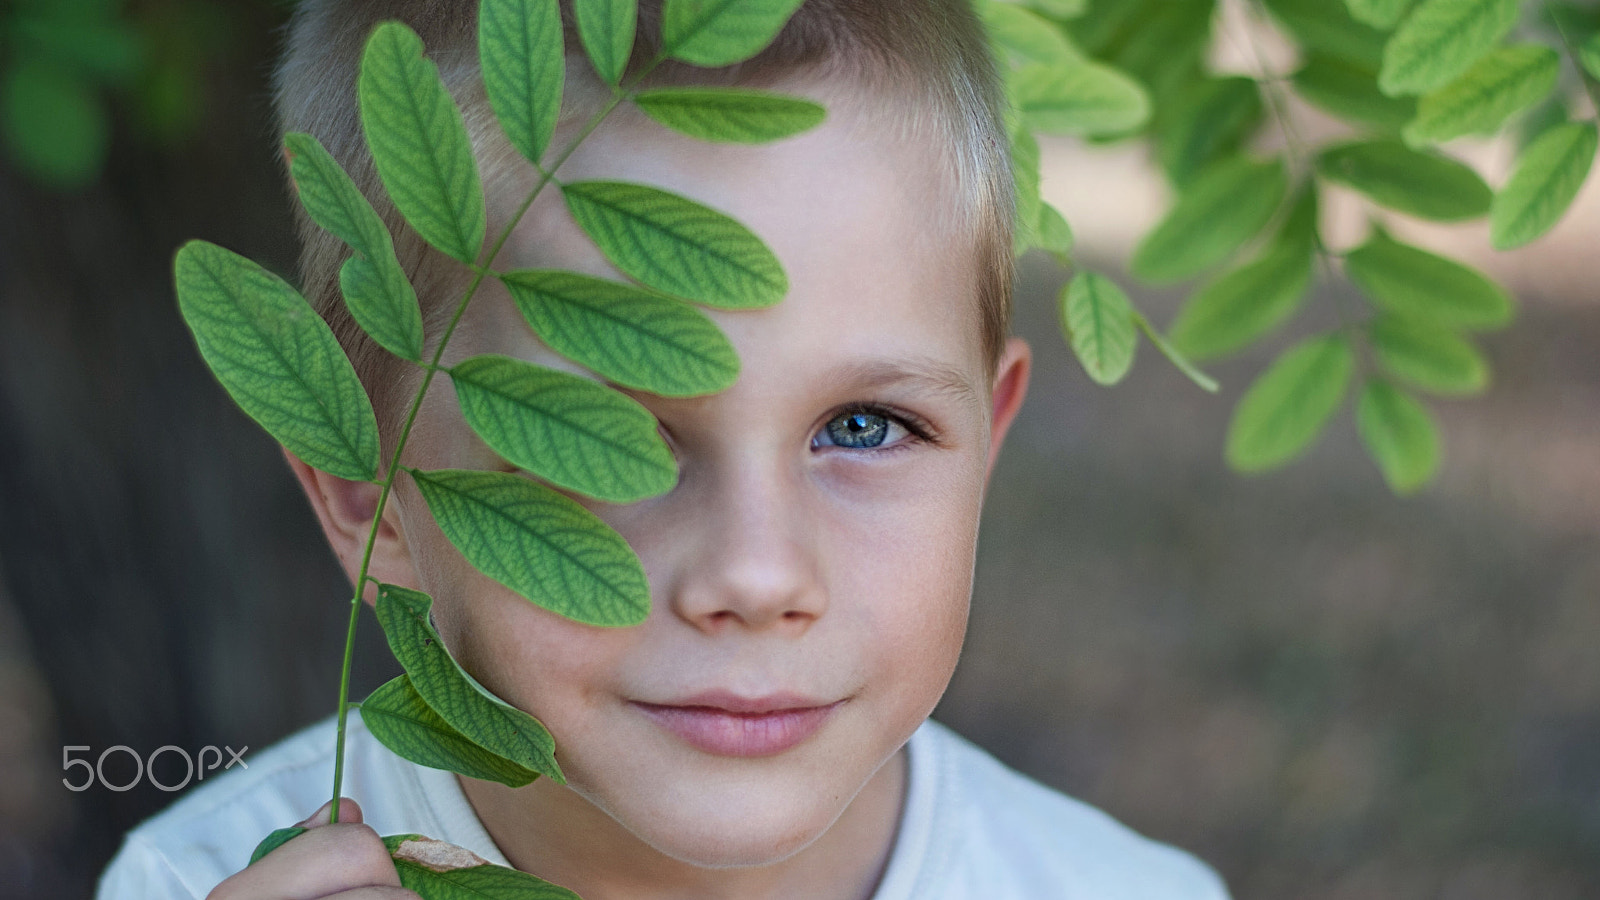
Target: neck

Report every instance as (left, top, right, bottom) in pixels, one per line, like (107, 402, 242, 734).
(460, 747, 908, 900)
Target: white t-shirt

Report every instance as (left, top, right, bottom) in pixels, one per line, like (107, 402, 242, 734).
(97, 714, 1230, 899)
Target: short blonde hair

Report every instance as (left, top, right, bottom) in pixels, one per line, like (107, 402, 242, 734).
(275, 0, 1014, 438)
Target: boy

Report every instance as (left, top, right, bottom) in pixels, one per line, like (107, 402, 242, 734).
(100, 1, 1231, 897)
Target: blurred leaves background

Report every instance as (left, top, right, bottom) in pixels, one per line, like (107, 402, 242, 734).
(1, 0, 1597, 897)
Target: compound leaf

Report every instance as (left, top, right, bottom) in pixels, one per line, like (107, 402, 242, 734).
(174, 240, 380, 481)
(361, 674, 540, 788)
(285, 132, 423, 361)
(1403, 44, 1560, 146)
(1131, 156, 1288, 284)
(562, 180, 785, 308)
(1490, 120, 1598, 249)
(248, 827, 307, 866)
(1368, 314, 1489, 394)
(1356, 379, 1439, 493)
(574, 0, 635, 86)
(359, 22, 485, 264)
(660, 0, 806, 67)
(410, 469, 650, 627)
(1316, 140, 1490, 220)
(1060, 272, 1137, 386)
(1226, 334, 1353, 472)
(632, 87, 825, 143)
(1292, 54, 1417, 133)
(480, 0, 565, 165)
(1379, 0, 1520, 96)
(1171, 244, 1314, 361)
(1345, 229, 1512, 328)
(450, 354, 676, 503)
(502, 270, 738, 397)
(1012, 58, 1151, 137)
(374, 585, 562, 780)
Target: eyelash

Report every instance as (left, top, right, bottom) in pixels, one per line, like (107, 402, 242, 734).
(812, 402, 938, 453)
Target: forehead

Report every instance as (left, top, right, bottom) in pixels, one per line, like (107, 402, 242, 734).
(480, 76, 989, 386)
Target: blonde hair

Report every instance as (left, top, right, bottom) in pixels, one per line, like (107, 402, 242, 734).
(275, 0, 1014, 437)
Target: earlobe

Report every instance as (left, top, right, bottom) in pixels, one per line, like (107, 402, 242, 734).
(983, 337, 1032, 483)
(282, 447, 416, 604)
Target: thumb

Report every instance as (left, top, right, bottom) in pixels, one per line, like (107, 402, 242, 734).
(298, 797, 363, 827)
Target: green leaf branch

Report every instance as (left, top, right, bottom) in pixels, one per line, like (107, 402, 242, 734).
(175, 0, 818, 894)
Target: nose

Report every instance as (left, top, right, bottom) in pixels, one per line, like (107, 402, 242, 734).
(667, 459, 827, 634)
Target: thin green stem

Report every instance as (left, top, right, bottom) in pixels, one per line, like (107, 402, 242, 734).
(326, 82, 639, 822)
(1241, 0, 1374, 376)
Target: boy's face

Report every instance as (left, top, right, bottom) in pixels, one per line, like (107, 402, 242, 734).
(358, 76, 1029, 869)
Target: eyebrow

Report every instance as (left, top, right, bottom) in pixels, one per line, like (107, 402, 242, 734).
(819, 356, 983, 407)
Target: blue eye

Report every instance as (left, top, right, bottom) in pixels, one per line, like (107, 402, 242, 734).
(827, 411, 890, 448)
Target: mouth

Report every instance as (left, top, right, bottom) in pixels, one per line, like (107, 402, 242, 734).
(631, 693, 844, 758)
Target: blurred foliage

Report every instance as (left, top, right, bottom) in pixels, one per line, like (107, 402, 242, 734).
(993, 0, 1600, 494)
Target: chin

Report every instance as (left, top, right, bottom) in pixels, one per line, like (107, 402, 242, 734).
(611, 781, 844, 869)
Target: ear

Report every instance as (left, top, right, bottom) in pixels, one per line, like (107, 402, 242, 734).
(283, 447, 418, 605)
(983, 336, 1032, 485)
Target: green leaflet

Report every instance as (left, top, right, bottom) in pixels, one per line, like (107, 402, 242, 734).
(383, 835, 580, 899)
(1378, 0, 1520, 96)
(1403, 45, 1560, 146)
(1357, 379, 1440, 493)
(1368, 314, 1489, 394)
(480, 0, 565, 166)
(1170, 244, 1313, 361)
(1157, 77, 1263, 188)
(1059, 272, 1137, 386)
(410, 469, 651, 627)
(982, 1, 1081, 66)
(1490, 120, 1598, 249)
(1011, 128, 1043, 253)
(632, 87, 825, 144)
(1169, 188, 1317, 360)
(285, 132, 424, 361)
(502, 270, 738, 397)
(450, 354, 676, 503)
(1582, 33, 1600, 81)
(1036, 203, 1075, 261)
(660, 0, 807, 67)
(247, 826, 307, 866)
(1266, 0, 1390, 69)
(1226, 334, 1354, 472)
(374, 585, 563, 779)
(0, 53, 108, 188)
(574, 0, 635, 86)
(359, 22, 486, 264)
(561, 180, 786, 308)
(1316, 140, 1490, 220)
(174, 240, 380, 482)
(1011, 59, 1151, 137)
(1344, 0, 1413, 29)
(362, 674, 541, 788)
(1292, 55, 1417, 133)
(1344, 230, 1512, 329)
(1101, 1, 1212, 119)
(1131, 156, 1288, 284)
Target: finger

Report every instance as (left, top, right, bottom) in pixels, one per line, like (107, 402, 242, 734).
(299, 797, 364, 827)
(207, 824, 401, 900)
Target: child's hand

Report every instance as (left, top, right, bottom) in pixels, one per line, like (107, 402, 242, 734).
(206, 798, 420, 899)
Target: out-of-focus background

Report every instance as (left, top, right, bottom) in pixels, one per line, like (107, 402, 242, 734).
(1, 1, 1597, 898)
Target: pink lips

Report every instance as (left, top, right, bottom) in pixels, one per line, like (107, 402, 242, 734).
(633, 693, 842, 757)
